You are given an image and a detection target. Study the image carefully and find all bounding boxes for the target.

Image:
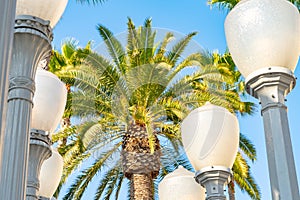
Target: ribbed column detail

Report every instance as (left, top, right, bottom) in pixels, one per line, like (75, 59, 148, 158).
(0, 15, 52, 200)
(26, 130, 51, 200)
(0, 0, 17, 178)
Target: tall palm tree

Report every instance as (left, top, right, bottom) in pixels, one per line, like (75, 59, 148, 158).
(52, 18, 259, 199)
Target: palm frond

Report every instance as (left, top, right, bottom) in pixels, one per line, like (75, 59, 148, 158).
(140, 17, 156, 65)
(76, 0, 107, 5)
(233, 164, 261, 199)
(169, 52, 203, 80)
(208, 0, 240, 10)
(63, 142, 122, 199)
(97, 24, 126, 73)
(166, 32, 197, 65)
(155, 32, 174, 62)
(93, 164, 123, 200)
(239, 133, 257, 162)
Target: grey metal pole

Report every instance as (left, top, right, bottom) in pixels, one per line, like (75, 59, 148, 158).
(195, 166, 231, 200)
(246, 67, 300, 200)
(0, 15, 52, 200)
(27, 129, 52, 200)
(0, 0, 17, 174)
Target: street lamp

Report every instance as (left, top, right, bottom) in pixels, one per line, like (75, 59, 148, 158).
(38, 148, 64, 200)
(27, 68, 67, 200)
(225, 0, 300, 199)
(181, 102, 239, 199)
(158, 166, 205, 200)
(0, 0, 68, 199)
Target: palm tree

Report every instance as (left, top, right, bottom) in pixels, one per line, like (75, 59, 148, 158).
(52, 18, 259, 199)
(189, 51, 260, 200)
(49, 39, 91, 137)
(210, 52, 260, 199)
(48, 40, 92, 197)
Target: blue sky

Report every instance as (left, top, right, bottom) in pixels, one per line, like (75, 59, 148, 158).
(52, 0, 300, 199)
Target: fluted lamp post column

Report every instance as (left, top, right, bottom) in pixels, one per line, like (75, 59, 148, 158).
(158, 166, 205, 200)
(0, 1, 68, 199)
(38, 148, 64, 200)
(225, 0, 300, 199)
(26, 68, 67, 200)
(0, 0, 16, 164)
(181, 103, 239, 200)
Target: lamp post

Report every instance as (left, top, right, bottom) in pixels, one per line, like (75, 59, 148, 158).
(158, 166, 205, 200)
(0, 0, 16, 164)
(224, 0, 300, 199)
(181, 102, 239, 199)
(38, 148, 64, 200)
(27, 68, 67, 200)
(0, 1, 68, 199)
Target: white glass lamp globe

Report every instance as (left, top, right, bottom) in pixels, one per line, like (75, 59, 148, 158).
(31, 68, 67, 133)
(225, 0, 300, 79)
(181, 102, 239, 171)
(158, 166, 205, 200)
(16, 0, 69, 27)
(38, 148, 64, 198)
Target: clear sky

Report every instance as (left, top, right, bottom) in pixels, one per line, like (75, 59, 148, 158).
(52, 0, 300, 199)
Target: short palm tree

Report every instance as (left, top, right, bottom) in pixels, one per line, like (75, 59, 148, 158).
(48, 39, 92, 197)
(49, 39, 91, 127)
(52, 18, 259, 199)
(190, 51, 260, 200)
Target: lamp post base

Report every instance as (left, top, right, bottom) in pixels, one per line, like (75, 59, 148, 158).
(246, 66, 300, 200)
(195, 166, 231, 200)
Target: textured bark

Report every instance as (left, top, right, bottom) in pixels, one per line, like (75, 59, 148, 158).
(122, 122, 160, 199)
(122, 122, 161, 178)
(228, 180, 236, 200)
(60, 83, 71, 146)
(60, 117, 71, 146)
(130, 174, 153, 200)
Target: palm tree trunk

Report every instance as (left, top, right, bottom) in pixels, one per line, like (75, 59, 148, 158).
(60, 117, 71, 145)
(228, 180, 236, 200)
(59, 84, 71, 147)
(122, 122, 160, 200)
(130, 174, 153, 200)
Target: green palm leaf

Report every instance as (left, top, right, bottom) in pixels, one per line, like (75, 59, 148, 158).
(166, 32, 197, 65)
(76, 0, 107, 5)
(63, 142, 122, 200)
(97, 24, 126, 74)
